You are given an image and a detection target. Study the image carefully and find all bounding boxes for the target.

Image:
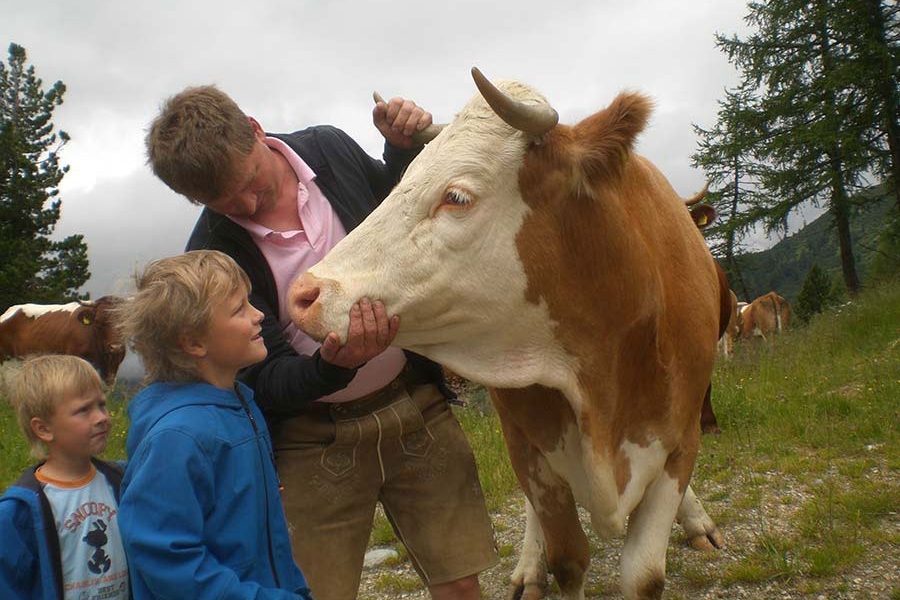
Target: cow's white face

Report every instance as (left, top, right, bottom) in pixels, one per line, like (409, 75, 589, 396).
(289, 81, 575, 389)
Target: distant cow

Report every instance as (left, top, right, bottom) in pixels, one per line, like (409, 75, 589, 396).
(740, 291, 791, 341)
(288, 68, 726, 600)
(0, 297, 126, 386)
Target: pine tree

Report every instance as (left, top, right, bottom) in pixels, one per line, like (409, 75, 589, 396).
(0, 43, 89, 312)
(836, 0, 900, 211)
(692, 84, 768, 299)
(795, 263, 839, 322)
(700, 0, 896, 296)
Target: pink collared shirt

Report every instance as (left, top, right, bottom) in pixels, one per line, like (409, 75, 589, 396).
(230, 136, 406, 402)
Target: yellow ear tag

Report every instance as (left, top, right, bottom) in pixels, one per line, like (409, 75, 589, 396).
(697, 214, 708, 227)
(80, 313, 93, 325)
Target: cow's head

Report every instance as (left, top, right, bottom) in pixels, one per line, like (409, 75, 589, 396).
(288, 68, 652, 389)
(79, 296, 127, 386)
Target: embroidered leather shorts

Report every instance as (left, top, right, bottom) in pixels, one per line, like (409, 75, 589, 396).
(270, 368, 498, 599)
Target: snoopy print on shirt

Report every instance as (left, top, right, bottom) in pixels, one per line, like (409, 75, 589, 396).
(38, 465, 129, 600)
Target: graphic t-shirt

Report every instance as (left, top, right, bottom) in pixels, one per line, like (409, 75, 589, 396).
(37, 465, 129, 600)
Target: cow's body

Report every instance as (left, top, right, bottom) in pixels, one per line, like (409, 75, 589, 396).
(0, 297, 126, 385)
(288, 70, 726, 600)
(739, 291, 791, 341)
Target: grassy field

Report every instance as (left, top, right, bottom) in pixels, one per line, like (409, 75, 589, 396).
(2, 279, 898, 598)
(365, 278, 900, 598)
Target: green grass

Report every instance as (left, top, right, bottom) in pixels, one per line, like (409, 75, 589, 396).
(690, 278, 900, 583)
(452, 387, 520, 512)
(371, 572, 423, 593)
(3, 278, 899, 595)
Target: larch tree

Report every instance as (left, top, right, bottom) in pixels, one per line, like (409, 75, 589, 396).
(698, 0, 896, 295)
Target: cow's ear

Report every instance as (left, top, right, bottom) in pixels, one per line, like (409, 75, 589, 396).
(690, 205, 716, 229)
(75, 306, 95, 326)
(571, 91, 652, 187)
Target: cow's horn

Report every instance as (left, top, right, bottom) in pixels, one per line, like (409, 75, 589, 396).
(372, 92, 445, 145)
(684, 182, 710, 207)
(471, 66, 558, 138)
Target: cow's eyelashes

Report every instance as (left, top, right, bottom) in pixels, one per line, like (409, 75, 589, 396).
(442, 189, 473, 208)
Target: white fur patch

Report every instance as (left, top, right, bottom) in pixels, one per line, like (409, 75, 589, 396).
(617, 439, 669, 517)
(0, 303, 80, 323)
(620, 472, 683, 598)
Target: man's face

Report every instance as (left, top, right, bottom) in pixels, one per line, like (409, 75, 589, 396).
(201, 125, 279, 218)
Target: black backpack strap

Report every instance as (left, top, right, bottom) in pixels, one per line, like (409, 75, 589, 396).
(14, 464, 65, 600)
(92, 458, 125, 500)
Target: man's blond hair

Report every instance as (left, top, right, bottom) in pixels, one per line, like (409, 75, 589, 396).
(146, 85, 256, 203)
(10, 355, 104, 458)
(116, 250, 252, 384)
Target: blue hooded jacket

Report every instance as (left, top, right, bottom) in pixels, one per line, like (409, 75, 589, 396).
(119, 381, 311, 600)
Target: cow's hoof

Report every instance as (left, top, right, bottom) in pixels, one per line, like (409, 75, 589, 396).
(506, 582, 547, 600)
(688, 527, 725, 551)
(701, 424, 722, 435)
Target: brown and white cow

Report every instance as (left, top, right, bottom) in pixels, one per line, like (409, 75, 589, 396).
(0, 297, 126, 386)
(288, 68, 727, 600)
(739, 291, 791, 341)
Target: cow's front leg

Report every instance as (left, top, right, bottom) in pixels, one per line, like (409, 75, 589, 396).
(676, 484, 724, 551)
(507, 498, 548, 600)
(502, 428, 589, 599)
(621, 471, 685, 600)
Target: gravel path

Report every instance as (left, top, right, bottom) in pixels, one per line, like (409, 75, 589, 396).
(358, 483, 899, 599)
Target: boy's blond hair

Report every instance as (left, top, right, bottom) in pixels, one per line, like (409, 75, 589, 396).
(116, 250, 252, 384)
(146, 84, 257, 204)
(10, 355, 104, 458)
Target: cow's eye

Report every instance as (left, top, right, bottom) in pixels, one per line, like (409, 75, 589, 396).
(442, 189, 472, 208)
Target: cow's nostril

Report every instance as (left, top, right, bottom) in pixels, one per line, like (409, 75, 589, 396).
(294, 286, 320, 312)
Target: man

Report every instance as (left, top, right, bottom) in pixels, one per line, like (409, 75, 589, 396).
(145, 85, 497, 600)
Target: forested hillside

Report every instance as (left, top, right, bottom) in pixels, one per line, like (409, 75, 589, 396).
(728, 189, 895, 303)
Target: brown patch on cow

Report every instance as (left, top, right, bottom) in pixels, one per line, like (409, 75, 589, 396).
(663, 437, 700, 493)
(490, 385, 577, 454)
(511, 90, 719, 481)
(614, 448, 632, 495)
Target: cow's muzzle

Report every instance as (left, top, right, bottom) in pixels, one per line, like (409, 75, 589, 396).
(288, 273, 330, 342)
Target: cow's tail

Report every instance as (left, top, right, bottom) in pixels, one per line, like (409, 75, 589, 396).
(714, 263, 731, 341)
(769, 295, 781, 333)
(702, 262, 731, 435)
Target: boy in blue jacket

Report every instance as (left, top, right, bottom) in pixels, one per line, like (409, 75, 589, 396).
(115, 249, 313, 600)
(0, 354, 130, 600)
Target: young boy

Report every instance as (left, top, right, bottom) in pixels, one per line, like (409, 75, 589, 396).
(0, 354, 130, 600)
(115, 249, 312, 600)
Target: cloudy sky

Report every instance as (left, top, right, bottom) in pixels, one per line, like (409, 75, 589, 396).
(3, 0, 757, 302)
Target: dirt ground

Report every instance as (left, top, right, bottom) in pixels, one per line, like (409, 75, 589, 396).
(358, 484, 899, 599)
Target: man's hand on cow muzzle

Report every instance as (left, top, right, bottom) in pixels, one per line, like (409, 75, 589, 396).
(319, 298, 400, 369)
